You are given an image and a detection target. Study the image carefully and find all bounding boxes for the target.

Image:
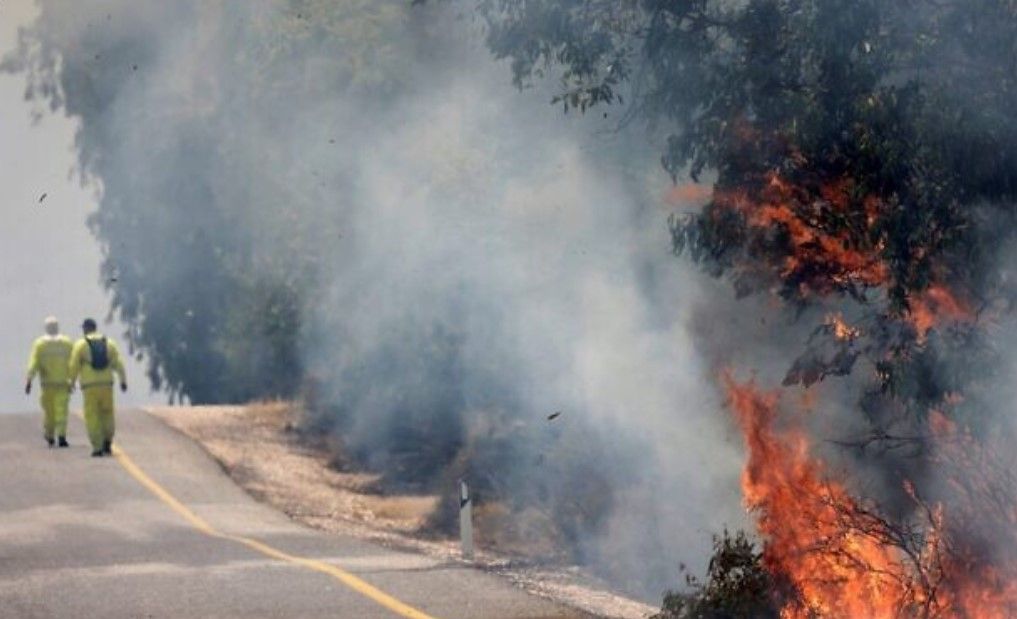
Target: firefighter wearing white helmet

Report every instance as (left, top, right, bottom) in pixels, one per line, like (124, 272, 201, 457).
(25, 316, 74, 447)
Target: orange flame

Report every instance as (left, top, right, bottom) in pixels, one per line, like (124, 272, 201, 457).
(908, 284, 975, 340)
(826, 313, 861, 341)
(712, 172, 976, 337)
(723, 373, 1017, 618)
(715, 173, 890, 296)
(725, 373, 911, 617)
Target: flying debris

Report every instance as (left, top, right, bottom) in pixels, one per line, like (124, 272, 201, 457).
(38, 192, 47, 204)
(546, 411, 562, 421)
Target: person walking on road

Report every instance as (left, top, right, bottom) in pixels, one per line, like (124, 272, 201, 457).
(25, 316, 74, 448)
(69, 318, 127, 457)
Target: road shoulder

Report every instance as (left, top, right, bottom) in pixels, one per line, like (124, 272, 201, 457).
(147, 404, 656, 619)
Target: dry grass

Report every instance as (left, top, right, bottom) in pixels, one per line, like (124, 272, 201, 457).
(148, 402, 435, 534)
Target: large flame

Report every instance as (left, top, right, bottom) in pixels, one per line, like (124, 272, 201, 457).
(723, 373, 1016, 618)
(725, 373, 914, 617)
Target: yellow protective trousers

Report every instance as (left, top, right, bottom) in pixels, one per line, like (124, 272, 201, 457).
(83, 386, 116, 451)
(40, 386, 70, 440)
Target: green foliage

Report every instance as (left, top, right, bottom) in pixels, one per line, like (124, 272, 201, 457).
(477, 0, 640, 112)
(654, 530, 782, 619)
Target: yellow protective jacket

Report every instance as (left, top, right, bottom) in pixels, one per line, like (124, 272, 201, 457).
(69, 333, 127, 390)
(26, 335, 74, 388)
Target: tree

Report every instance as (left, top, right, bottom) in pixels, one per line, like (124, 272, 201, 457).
(474, 0, 1017, 457)
(474, 0, 1017, 612)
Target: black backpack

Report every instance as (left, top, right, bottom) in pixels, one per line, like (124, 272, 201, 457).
(87, 337, 110, 370)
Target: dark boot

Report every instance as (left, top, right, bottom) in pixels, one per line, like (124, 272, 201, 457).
(58, 437, 69, 448)
(91, 450, 104, 457)
(102, 440, 112, 456)
(45, 437, 55, 447)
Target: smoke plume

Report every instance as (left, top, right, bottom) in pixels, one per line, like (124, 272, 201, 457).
(5, 0, 751, 599)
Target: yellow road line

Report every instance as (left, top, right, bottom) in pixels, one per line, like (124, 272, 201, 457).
(109, 442, 436, 619)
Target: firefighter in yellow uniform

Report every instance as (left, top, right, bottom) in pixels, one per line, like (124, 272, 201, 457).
(68, 318, 128, 457)
(25, 316, 74, 447)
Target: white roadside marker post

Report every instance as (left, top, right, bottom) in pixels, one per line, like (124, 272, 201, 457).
(459, 479, 474, 560)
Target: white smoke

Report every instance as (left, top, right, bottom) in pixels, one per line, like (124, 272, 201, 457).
(6, 0, 749, 598)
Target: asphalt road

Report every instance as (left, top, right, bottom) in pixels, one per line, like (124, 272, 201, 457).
(0, 410, 589, 619)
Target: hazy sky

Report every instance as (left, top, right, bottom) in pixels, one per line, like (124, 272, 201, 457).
(1, 0, 153, 410)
